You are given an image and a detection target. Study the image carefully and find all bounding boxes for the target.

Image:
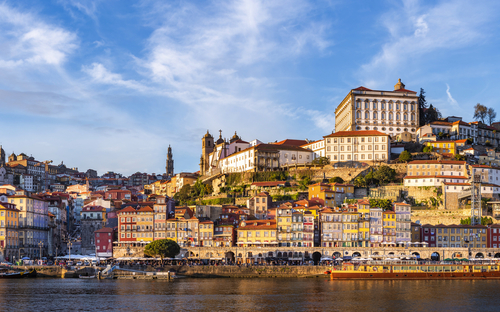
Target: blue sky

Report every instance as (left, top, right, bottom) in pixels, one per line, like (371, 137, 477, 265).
(1, 0, 499, 176)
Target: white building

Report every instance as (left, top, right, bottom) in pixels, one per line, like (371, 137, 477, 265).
(334, 79, 419, 139)
(301, 140, 326, 160)
(323, 130, 390, 165)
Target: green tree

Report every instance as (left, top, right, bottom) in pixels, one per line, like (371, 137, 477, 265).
(353, 176, 366, 187)
(454, 154, 465, 161)
(425, 104, 442, 124)
(312, 156, 330, 165)
(423, 145, 433, 153)
(373, 166, 397, 184)
(174, 184, 192, 204)
(144, 239, 180, 261)
(299, 176, 312, 190)
(399, 150, 412, 163)
(364, 171, 377, 186)
(329, 176, 344, 184)
(466, 138, 473, 144)
(418, 88, 428, 127)
(205, 184, 213, 194)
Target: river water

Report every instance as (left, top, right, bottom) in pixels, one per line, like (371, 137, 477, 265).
(2, 278, 500, 311)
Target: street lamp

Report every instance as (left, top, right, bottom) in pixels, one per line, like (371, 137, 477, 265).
(38, 241, 44, 261)
(68, 240, 73, 261)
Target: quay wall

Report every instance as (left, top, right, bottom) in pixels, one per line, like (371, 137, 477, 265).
(166, 265, 328, 278)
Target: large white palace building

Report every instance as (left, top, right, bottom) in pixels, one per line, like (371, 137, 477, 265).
(334, 79, 419, 139)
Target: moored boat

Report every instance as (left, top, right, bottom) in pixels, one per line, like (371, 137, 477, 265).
(329, 262, 500, 280)
(0, 271, 25, 279)
(79, 275, 96, 279)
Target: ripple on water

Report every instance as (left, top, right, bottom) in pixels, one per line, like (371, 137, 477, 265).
(1, 278, 500, 311)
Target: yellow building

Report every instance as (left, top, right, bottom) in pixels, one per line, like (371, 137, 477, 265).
(237, 220, 277, 247)
(291, 211, 304, 247)
(276, 206, 293, 247)
(199, 221, 214, 247)
(135, 206, 154, 243)
(0, 202, 19, 262)
(166, 218, 179, 243)
(342, 205, 359, 247)
(309, 183, 355, 207)
(308, 183, 336, 207)
(383, 211, 396, 243)
(357, 200, 370, 247)
(426, 140, 457, 156)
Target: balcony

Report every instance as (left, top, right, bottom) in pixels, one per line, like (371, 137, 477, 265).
(359, 217, 370, 221)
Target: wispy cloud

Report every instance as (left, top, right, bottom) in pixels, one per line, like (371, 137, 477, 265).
(84, 0, 334, 135)
(359, 0, 497, 88)
(0, 3, 78, 67)
(445, 83, 458, 107)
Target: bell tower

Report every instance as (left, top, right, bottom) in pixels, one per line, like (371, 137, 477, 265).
(200, 130, 214, 174)
(166, 145, 174, 177)
(0, 145, 5, 166)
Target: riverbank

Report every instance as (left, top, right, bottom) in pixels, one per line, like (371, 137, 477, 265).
(11, 265, 330, 278)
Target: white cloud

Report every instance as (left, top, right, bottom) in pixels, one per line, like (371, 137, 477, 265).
(445, 83, 458, 107)
(359, 0, 496, 88)
(0, 3, 78, 67)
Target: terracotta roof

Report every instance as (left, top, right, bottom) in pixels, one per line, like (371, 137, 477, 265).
(430, 121, 452, 126)
(137, 206, 154, 212)
(353, 86, 372, 91)
(324, 130, 388, 138)
(404, 175, 468, 179)
(233, 139, 249, 144)
(393, 88, 416, 93)
(118, 206, 136, 213)
(394, 202, 410, 206)
(408, 160, 465, 165)
(273, 139, 308, 147)
(94, 227, 114, 233)
(357, 200, 370, 205)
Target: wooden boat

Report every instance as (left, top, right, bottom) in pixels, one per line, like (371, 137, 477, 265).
(0, 271, 24, 279)
(23, 269, 37, 278)
(329, 262, 500, 280)
(79, 275, 96, 279)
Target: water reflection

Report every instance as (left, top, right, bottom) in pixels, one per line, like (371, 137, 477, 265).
(0, 278, 499, 311)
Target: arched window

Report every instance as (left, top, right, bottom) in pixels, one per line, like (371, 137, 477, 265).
(396, 113, 400, 120)
(373, 102, 377, 109)
(404, 114, 408, 121)
(411, 114, 415, 121)
(356, 111, 360, 119)
(365, 112, 369, 119)
(404, 104, 407, 110)
(373, 112, 378, 119)
(389, 113, 393, 120)
(356, 101, 360, 109)
(381, 112, 385, 119)
(381, 101, 385, 109)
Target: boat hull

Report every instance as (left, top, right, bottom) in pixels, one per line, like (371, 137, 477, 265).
(330, 271, 500, 280)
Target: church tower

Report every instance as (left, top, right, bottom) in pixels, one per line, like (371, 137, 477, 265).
(0, 145, 5, 166)
(166, 145, 174, 178)
(200, 130, 214, 174)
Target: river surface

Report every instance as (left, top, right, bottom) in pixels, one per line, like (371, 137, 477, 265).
(2, 278, 500, 311)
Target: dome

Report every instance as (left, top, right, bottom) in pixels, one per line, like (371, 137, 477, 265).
(230, 131, 240, 143)
(203, 130, 213, 139)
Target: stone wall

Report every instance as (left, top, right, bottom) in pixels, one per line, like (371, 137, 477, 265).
(113, 246, 145, 258)
(411, 208, 498, 225)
